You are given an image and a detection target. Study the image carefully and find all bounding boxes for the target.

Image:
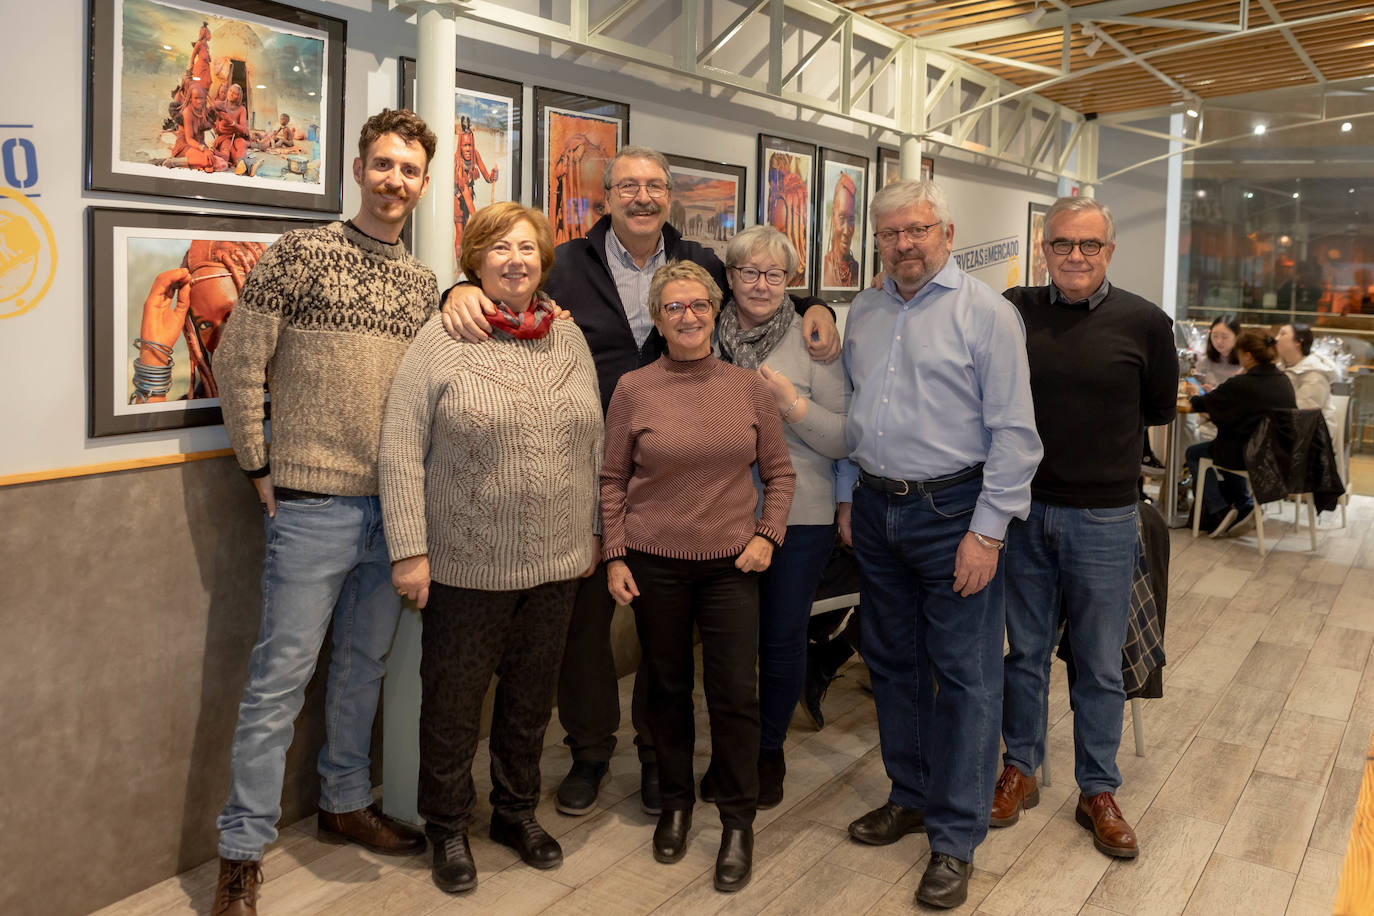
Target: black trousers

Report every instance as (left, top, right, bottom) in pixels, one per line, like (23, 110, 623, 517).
(418, 579, 577, 837)
(627, 551, 760, 829)
(557, 562, 653, 764)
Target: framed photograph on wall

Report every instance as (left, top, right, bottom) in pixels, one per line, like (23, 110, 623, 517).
(89, 207, 324, 438)
(400, 58, 522, 274)
(875, 146, 935, 187)
(533, 88, 628, 244)
(758, 134, 816, 294)
(1027, 201, 1050, 286)
(87, 0, 347, 212)
(815, 148, 868, 302)
(663, 153, 746, 263)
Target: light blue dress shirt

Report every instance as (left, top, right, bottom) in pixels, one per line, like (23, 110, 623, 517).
(605, 228, 665, 349)
(836, 260, 1042, 539)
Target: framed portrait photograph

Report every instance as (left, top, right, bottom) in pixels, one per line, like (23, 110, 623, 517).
(1027, 201, 1050, 286)
(663, 153, 746, 263)
(815, 148, 868, 302)
(533, 88, 629, 244)
(876, 146, 935, 188)
(87, 0, 346, 213)
(89, 207, 323, 438)
(758, 134, 816, 294)
(400, 58, 522, 275)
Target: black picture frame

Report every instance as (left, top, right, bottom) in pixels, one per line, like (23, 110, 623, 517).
(663, 153, 747, 263)
(89, 207, 323, 437)
(876, 146, 935, 187)
(87, 0, 347, 213)
(533, 87, 629, 244)
(1027, 201, 1050, 286)
(399, 58, 523, 268)
(815, 147, 869, 303)
(757, 133, 817, 294)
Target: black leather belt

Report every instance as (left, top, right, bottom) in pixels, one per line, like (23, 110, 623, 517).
(274, 487, 332, 501)
(858, 464, 983, 497)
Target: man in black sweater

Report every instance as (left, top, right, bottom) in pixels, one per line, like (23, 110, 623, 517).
(440, 145, 839, 818)
(993, 197, 1176, 862)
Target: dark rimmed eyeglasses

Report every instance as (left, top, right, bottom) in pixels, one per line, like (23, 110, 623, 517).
(873, 222, 941, 246)
(661, 299, 713, 320)
(1047, 238, 1106, 256)
(609, 180, 670, 199)
(730, 266, 788, 286)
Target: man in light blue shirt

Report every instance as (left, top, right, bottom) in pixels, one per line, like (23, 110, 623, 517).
(836, 179, 1041, 910)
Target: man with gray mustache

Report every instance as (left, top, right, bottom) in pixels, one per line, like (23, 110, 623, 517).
(441, 145, 840, 818)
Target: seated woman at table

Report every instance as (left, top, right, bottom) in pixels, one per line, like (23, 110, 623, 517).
(379, 202, 602, 895)
(1182, 329, 1296, 537)
(601, 259, 795, 893)
(713, 225, 849, 808)
(1197, 313, 1241, 390)
(1277, 322, 1339, 440)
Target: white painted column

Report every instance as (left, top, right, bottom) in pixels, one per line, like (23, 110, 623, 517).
(1162, 112, 1184, 320)
(383, 1, 456, 827)
(899, 134, 923, 180)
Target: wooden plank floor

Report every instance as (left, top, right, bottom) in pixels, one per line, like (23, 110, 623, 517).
(98, 497, 1374, 916)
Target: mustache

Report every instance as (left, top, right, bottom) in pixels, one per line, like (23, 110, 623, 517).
(626, 204, 661, 217)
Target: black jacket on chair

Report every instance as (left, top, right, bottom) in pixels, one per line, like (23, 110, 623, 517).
(1188, 362, 1297, 469)
(1243, 408, 1344, 510)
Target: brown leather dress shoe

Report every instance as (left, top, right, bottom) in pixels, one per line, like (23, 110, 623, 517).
(211, 857, 262, 916)
(318, 803, 426, 855)
(1075, 792, 1139, 858)
(990, 764, 1039, 827)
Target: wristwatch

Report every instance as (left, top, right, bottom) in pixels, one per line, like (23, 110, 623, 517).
(972, 532, 1004, 551)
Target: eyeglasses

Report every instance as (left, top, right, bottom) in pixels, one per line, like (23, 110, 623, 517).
(661, 299, 713, 320)
(609, 180, 670, 199)
(731, 266, 788, 286)
(873, 222, 941, 246)
(1047, 238, 1106, 256)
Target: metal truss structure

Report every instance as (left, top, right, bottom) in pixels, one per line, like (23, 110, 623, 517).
(405, 0, 1096, 185)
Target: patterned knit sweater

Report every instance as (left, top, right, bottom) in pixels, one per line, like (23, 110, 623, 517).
(379, 315, 604, 591)
(600, 354, 796, 562)
(216, 221, 439, 496)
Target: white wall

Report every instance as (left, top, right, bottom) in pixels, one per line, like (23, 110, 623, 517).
(1097, 120, 1173, 310)
(3, 0, 1071, 478)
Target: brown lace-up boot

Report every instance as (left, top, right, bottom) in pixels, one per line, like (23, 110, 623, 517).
(211, 857, 263, 916)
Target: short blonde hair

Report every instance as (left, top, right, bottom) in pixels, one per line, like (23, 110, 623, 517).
(724, 225, 799, 276)
(647, 260, 723, 321)
(459, 202, 555, 289)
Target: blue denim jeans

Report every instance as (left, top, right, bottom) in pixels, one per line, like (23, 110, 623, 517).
(758, 523, 837, 750)
(217, 495, 402, 861)
(850, 475, 1004, 863)
(1002, 501, 1137, 796)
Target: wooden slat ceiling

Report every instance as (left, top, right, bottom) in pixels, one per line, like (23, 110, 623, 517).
(837, 0, 1374, 114)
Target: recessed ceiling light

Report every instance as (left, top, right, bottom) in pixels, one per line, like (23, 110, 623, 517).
(1253, 124, 1267, 135)
(1196, 189, 1207, 198)
(1341, 122, 1353, 132)
(1244, 191, 1254, 199)
(1292, 192, 1300, 199)
(293, 65, 301, 72)
(1185, 108, 1199, 118)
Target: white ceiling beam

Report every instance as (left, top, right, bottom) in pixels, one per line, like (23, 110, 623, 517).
(925, 0, 1188, 47)
(780, 12, 849, 87)
(697, 0, 769, 65)
(1089, 15, 1240, 33)
(950, 47, 1062, 77)
(1255, 0, 1325, 84)
(1083, 20, 1195, 102)
(590, 0, 642, 37)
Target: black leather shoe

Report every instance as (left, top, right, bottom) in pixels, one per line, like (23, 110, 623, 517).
(714, 826, 753, 892)
(430, 832, 477, 893)
(758, 748, 785, 810)
(915, 852, 972, 909)
(555, 760, 608, 816)
(641, 760, 662, 815)
(847, 801, 926, 845)
(652, 808, 692, 863)
(490, 811, 562, 869)
(801, 656, 831, 729)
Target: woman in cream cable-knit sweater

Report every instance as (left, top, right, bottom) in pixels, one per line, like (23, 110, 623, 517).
(378, 203, 602, 895)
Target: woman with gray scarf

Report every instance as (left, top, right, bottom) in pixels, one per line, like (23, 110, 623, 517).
(712, 225, 851, 807)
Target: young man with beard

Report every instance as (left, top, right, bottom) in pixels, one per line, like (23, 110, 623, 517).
(209, 109, 440, 916)
(440, 145, 841, 819)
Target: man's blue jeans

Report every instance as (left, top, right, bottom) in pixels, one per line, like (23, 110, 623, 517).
(850, 475, 1004, 864)
(217, 495, 401, 861)
(1002, 501, 1137, 797)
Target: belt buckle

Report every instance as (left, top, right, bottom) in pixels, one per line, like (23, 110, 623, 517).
(894, 478, 910, 496)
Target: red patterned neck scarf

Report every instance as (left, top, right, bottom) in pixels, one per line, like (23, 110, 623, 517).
(488, 298, 554, 339)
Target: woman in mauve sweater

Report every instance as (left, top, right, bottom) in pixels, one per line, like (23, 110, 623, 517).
(378, 203, 602, 896)
(601, 260, 795, 894)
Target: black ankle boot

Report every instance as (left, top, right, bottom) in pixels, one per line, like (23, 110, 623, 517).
(714, 826, 753, 892)
(652, 808, 692, 863)
(758, 748, 785, 809)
